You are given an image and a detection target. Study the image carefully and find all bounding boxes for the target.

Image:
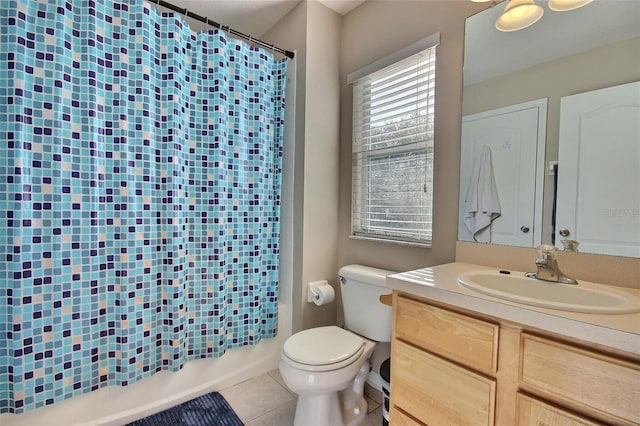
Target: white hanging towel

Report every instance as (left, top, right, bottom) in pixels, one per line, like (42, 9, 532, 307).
(463, 145, 502, 242)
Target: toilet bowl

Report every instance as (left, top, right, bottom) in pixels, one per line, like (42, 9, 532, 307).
(279, 265, 394, 426)
(279, 326, 376, 426)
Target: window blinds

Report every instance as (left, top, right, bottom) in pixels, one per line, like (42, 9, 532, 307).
(351, 43, 437, 245)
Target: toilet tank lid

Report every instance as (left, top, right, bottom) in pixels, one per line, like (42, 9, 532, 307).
(338, 264, 396, 288)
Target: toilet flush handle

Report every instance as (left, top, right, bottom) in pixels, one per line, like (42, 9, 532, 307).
(339, 276, 346, 285)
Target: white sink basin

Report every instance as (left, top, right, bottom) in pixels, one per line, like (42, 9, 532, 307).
(457, 271, 640, 314)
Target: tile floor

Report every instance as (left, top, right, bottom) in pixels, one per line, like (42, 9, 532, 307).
(220, 369, 383, 426)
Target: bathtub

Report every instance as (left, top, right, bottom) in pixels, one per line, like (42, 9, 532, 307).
(0, 304, 291, 426)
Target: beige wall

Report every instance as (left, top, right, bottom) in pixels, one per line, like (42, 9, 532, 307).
(337, 1, 488, 273)
(301, 1, 342, 330)
(463, 36, 640, 245)
(264, 1, 342, 332)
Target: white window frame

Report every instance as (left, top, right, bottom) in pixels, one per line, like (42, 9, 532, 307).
(348, 33, 439, 247)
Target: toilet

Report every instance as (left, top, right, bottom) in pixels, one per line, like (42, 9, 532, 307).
(279, 265, 393, 426)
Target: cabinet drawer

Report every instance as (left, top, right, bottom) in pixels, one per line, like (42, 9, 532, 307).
(520, 333, 640, 424)
(395, 295, 499, 373)
(516, 393, 601, 426)
(392, 339, 496, 425)
(390, 407, 426, 426)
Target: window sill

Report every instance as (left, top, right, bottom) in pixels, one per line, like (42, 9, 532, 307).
(349, 234, 432, 248)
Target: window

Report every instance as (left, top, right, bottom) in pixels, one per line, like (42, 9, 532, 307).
(349, 34, 439, 246)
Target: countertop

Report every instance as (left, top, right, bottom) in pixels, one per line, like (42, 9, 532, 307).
(386, 262, 640, 356)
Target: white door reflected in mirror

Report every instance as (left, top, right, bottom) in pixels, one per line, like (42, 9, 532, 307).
(555, 81, 640, 258)
(458, 99, 547, 247)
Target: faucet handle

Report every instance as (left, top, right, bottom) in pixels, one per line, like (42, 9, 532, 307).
(537, 244, 557, 260)
(561, 239, 579, 252)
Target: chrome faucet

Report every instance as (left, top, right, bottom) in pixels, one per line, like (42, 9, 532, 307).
(525, 245, 578, 285)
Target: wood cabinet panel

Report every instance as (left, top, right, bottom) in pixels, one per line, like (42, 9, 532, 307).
(520, 333, 640, 425)
(516, 393, 601, 426)
(392, 339, 496, 426)
(395, 295, 499, 373)
(390, 407, 426, 426)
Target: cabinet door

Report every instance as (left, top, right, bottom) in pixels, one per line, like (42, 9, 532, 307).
(392, 339, 496, 425)
(516, 393, 602, 426)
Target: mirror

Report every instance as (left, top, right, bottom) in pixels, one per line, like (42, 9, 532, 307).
(460, 0, 640, 257)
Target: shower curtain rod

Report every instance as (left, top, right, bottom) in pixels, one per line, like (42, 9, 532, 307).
(151, 0, 295, 59)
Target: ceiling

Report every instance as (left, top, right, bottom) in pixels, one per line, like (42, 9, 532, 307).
(156, 0, 367, 37)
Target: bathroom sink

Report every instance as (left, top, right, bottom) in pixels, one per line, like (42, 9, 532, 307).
(457, 271, 640, 314)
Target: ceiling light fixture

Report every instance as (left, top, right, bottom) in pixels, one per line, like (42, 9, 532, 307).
(548, 0, 593, 12)
(471, 0, 593, 32)
(495, 0, 544, 31)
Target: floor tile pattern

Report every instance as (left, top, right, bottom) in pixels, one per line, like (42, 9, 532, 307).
(221, 370, 383, 426)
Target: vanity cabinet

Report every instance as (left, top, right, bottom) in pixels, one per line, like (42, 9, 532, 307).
(389, 292, 640, 426)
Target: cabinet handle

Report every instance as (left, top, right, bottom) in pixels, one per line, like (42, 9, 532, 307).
(520, 226, 530, 233)
(559, 229, 570, 237)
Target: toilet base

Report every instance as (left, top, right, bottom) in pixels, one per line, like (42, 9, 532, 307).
(340, 389, 367, 426)
(340, 362, 370, 426)
(293, 392, 344, 426)
(291, 362, 371, 426)
(291, 385, 370, 426)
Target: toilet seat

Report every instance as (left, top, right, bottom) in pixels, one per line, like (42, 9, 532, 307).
(282, 326, 365, 372)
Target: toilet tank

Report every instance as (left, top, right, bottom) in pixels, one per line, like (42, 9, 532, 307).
(338, 264, 394, 343)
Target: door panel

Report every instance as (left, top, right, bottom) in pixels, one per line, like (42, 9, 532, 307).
(459, 99, 547, 247)
(556, 81, 640, 257)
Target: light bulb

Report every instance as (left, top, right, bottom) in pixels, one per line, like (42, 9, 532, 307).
(495, 0, 544, 32)
(548, 0, 593, 12)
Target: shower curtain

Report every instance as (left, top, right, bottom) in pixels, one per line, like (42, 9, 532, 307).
(0, 0, 287, 414)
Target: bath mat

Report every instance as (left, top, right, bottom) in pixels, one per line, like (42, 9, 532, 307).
(127, 392, 244, 426)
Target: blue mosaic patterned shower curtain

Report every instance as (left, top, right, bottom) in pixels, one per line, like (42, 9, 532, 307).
(0, 0, 287, 414)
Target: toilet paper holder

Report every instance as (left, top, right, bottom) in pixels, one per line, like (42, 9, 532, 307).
(307, 280, 334, 304)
